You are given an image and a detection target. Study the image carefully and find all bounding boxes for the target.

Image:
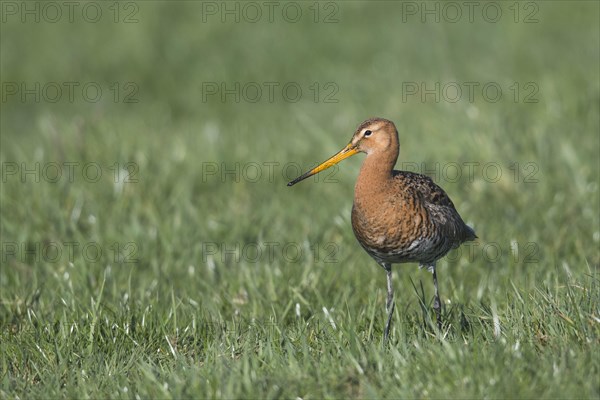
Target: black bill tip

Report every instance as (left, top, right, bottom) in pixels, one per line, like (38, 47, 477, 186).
(287, 172, 309, 187)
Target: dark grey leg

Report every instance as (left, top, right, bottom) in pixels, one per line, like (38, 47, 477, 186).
(382, 263, 395, 343)
(431, 263, 442, 329)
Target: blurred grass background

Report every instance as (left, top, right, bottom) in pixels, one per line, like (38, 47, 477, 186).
(1, 1, 599, 398)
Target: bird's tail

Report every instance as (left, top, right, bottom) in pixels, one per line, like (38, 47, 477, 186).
(465, 224, 477, 241)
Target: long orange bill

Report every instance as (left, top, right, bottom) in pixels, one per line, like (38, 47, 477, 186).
(287, 142, 359, 186)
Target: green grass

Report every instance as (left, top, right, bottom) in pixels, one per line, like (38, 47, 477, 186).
(1, 1, 599, 398)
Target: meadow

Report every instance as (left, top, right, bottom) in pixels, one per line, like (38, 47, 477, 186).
(1, 1, 599, 398)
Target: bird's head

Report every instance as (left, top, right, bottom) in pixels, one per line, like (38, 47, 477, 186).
(349, 118, 398, 155)
(287, 117, 398, 186)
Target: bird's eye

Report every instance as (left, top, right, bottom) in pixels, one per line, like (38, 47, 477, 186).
(364, 130, 372, 137)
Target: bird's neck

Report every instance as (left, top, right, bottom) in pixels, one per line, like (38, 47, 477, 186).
(354, 149, 398, 200)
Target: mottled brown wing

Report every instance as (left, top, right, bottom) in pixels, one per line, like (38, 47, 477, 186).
(392, 170, 456, 209)
(392, 170, 476, 246)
